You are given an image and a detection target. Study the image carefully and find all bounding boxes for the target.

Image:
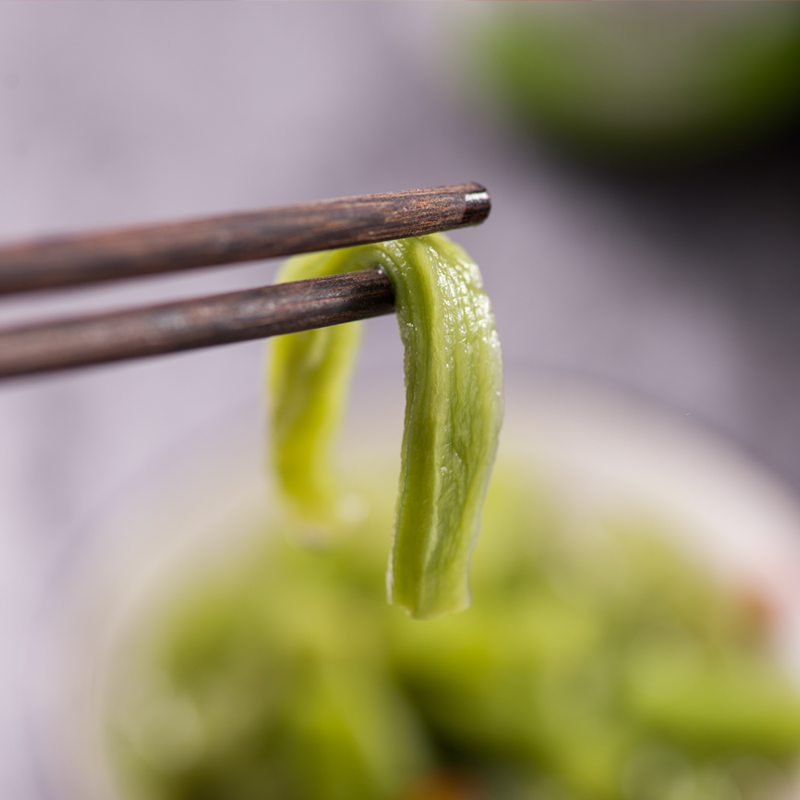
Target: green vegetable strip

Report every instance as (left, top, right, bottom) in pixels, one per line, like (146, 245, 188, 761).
(269, 235, 503, 619)
(269, 249, 364, 531)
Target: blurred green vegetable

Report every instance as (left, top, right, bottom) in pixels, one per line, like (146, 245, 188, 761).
(470, 4, 800, 165)
(110, 459, 800, 800)
(269, 235, 503, 619)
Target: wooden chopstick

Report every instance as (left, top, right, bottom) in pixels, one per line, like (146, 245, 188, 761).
(0, 183, 489, 295)
(0, 270, 395, 379)
(0, 183, 491, 379)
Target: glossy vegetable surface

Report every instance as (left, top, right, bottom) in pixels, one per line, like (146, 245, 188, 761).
(269, 235, 503, 619)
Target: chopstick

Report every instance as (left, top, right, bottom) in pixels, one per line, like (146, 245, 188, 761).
(0, 270, 395, 379)
(0, 183, 489, 294)
(0, 183, 490, 379)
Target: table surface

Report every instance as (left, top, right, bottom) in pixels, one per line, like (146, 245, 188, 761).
(1, 5, 799, 797)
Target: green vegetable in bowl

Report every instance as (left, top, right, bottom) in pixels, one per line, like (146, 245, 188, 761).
(269, 234, 504, 620)
(470, 4, 800, 165)
(109, 459, 800, 800)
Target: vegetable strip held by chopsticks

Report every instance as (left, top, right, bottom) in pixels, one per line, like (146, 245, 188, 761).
(268, 234, 503, 619)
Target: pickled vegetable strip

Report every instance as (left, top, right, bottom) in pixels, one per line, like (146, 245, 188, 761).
(269, 235, 503, 618)
(269, 250, 364, 530)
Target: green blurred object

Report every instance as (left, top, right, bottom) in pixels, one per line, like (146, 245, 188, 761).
(269, 234, 503, 620)
(470, 4, 800, 165)
(109, 458, 800, 800)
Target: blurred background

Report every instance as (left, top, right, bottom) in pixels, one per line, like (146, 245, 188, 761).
(3, 3, 800, 799)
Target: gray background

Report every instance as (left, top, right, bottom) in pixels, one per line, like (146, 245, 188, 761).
(1, 4, 800, 796)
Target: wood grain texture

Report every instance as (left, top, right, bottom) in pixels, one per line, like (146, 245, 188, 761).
(0, 269, 395, 379)
(0, 183, 490, 294)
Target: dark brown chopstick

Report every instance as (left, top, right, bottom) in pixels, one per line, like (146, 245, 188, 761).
(0, 183, 489, 295)
(0, 270, 395, 379)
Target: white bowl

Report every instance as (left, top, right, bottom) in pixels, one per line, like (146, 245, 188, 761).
(24, 374, 800, 800)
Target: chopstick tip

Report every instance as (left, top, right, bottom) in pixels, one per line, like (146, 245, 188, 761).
(462, 183, 490, 226)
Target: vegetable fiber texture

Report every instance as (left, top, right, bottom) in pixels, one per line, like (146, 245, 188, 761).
(269, 235, 503, 619)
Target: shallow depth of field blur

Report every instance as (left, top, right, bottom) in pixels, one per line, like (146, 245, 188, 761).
(3, 4, 800, 800)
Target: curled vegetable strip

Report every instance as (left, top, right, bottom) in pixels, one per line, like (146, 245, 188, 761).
(269, 235, 503, 619)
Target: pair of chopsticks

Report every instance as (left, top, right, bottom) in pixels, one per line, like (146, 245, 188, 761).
(0, 183, 490, 380)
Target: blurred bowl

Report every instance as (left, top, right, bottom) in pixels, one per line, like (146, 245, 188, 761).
(468, 4, 800, 166)
(24, 373, 800, 799)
